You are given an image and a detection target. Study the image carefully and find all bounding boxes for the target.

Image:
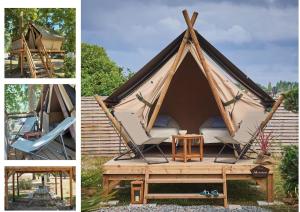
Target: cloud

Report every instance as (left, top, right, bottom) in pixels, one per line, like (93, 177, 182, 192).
(82, 0, 298, 84)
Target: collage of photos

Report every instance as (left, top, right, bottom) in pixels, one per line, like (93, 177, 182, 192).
(1, 0, 299, 212)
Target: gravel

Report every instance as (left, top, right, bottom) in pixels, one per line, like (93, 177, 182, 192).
(98, 205, 271, 212)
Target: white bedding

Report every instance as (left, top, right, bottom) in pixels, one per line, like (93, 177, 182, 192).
(150, 127, 178, 142)
(200, 128, 230, 144)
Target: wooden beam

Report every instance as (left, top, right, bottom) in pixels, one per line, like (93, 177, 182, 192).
(17, 174, 20, 196)
(55, 174, 58, 194)
(94, 95, 129, 147)
(69, 168, 73, 208)
(5, 170, 8, 209)
(146, 12, 198, 132)
(60, 172, 63, 200)
(12, 173, 15, 202)
(182, 10, 235, 136)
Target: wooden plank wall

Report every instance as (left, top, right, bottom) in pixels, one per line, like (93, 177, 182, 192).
(257, 105, 298, 153)
(81, 97, 298, 156)
(81, 96, 126, 156)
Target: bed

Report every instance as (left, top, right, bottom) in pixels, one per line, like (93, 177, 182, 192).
(199, 116, 230, 144)
(150, 115, 180, 143)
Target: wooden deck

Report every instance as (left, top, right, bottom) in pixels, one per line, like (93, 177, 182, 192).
(103, 155, 274, 205)
(8, 138, 76, 160)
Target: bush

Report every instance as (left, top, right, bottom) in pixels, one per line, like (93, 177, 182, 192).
(284, 88, 298, 113)
(63, 56, 76, 78)
(279, 145, 298, 197)
(19, 179, 32, 190)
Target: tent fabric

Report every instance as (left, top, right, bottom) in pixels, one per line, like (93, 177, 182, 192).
(30, 23, 64, 41)
(111, 41, 270, 144)
(106, 30, 274, 107)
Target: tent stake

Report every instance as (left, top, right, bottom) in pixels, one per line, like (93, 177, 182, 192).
(146, 12, 198, 132)
(182, 10, 235, 136)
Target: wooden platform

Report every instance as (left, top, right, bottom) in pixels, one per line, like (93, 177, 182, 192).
(103, 155, 274, 206)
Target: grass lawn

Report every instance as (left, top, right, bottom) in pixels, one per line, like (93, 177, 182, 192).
(81, 156, 297, 212)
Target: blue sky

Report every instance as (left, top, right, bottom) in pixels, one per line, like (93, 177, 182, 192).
(82, 0, 298, 85)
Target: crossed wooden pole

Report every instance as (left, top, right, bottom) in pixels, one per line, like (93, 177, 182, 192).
(146, 10, 235, 136)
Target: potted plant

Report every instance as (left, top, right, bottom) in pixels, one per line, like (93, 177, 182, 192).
(255, 129, 274, 164)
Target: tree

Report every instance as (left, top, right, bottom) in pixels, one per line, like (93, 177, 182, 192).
(5, 8, 75, 52)
(81, 43, 132, 96)
(284, 87, 298, 113)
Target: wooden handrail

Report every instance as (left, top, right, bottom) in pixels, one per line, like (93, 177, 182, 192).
(21, 34, 37, 78)
(36, 37, 54, 77)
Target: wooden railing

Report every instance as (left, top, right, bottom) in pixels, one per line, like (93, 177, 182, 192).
(21, 34, 37, 78)
(36, 37, 54, 77)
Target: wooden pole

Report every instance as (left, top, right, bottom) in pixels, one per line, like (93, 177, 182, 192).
(69, 168, 73, 208)
(182, 10, 235, 136)
(5, 170, 8, 209)
(94, 95, 129, 146)
(55, 174, 58, 194)
(260, 95, 284, 130)
(17, 173, 20, 196)
(60, 172, 63, 200)
(12, 173, 15, 202)
(146, 12, 198, 132)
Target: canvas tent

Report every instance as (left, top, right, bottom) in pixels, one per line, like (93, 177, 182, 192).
(36, 84, 76, 140)
(105, 11, 277, 146)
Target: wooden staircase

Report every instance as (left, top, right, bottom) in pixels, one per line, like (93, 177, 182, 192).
(22, 35, 54, 78)
(143, 168, 228, 207)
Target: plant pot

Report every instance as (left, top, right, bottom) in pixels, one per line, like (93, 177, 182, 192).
(254, 152, 273, 165)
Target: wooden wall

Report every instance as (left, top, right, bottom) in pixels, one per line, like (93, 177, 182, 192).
(81, 97, 126, 156)
(81, 96, 298, 156)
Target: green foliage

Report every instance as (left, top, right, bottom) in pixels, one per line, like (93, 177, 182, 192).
(5, 8, 75, 52)
(284, 88, 298, 113)
(81, 43, 132, 96)
(279, 145, 298, 198)
(81, 156, 115, 212)
(19, 179, 32, 190)
(5, 84, 41, 113)
(259, 81, 298, 95)
(63, 56, 76, 78)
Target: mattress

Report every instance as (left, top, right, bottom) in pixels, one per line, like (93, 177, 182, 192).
(200, 128, 230, 144)
(150, 127, 179, 143)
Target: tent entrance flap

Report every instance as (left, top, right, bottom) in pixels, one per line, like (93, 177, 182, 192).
(148, 52, 225, 134)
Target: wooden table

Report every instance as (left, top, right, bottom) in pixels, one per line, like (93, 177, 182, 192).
(172, 134, 204, 162)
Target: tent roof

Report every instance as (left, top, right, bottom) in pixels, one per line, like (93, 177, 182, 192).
(30, 23, 64, 41)
(105, 30, 274, 107)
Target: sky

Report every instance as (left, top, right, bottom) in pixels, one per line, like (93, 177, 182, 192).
(82, 0, 298, 86)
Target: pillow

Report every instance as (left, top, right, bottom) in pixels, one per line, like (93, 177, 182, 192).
(201, 116, 226, 128)
(154, 115, 171, 127)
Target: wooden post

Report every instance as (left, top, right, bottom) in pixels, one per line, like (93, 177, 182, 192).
(267, 174, 274, 202)
(103, 175, 109, 195)
(146, 12, 198, 132)
(182, 10, 235, 136)
(12, 173, 15, 202)
(20, 52, 23, 75)
(60, 172, 63, 200)
(17, 173, 20, 196)
(260, 95, 284, 130)
(69, 168, 73, 208)
(55, 174, 58, 194)
(94, 95, 130, 146)
(222, 168, 228, 207)
(5, 170, 9, 209)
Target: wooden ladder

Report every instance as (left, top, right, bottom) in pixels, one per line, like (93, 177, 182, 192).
(22, 35, 37, 78)
(36, 37, 54, 78)
(143, 168, 228, 207)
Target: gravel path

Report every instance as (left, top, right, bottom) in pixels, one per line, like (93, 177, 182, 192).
(99, 205, 271, 212)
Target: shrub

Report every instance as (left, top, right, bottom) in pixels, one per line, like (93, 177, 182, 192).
(279, 145, 298, 198)
(284, 88, 298, 113)
(19, 179, 32, 190)
(63, 56, 76, 78)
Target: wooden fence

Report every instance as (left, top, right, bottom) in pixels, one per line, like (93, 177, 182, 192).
(81, 96, 298, 156)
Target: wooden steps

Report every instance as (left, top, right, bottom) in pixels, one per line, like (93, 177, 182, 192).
(143, 168, 228, 207)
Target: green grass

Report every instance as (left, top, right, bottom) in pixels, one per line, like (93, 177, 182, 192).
(81, 156, 298, 211)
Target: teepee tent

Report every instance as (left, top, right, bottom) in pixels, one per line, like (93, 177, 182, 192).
(104, 11, 280, 145)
